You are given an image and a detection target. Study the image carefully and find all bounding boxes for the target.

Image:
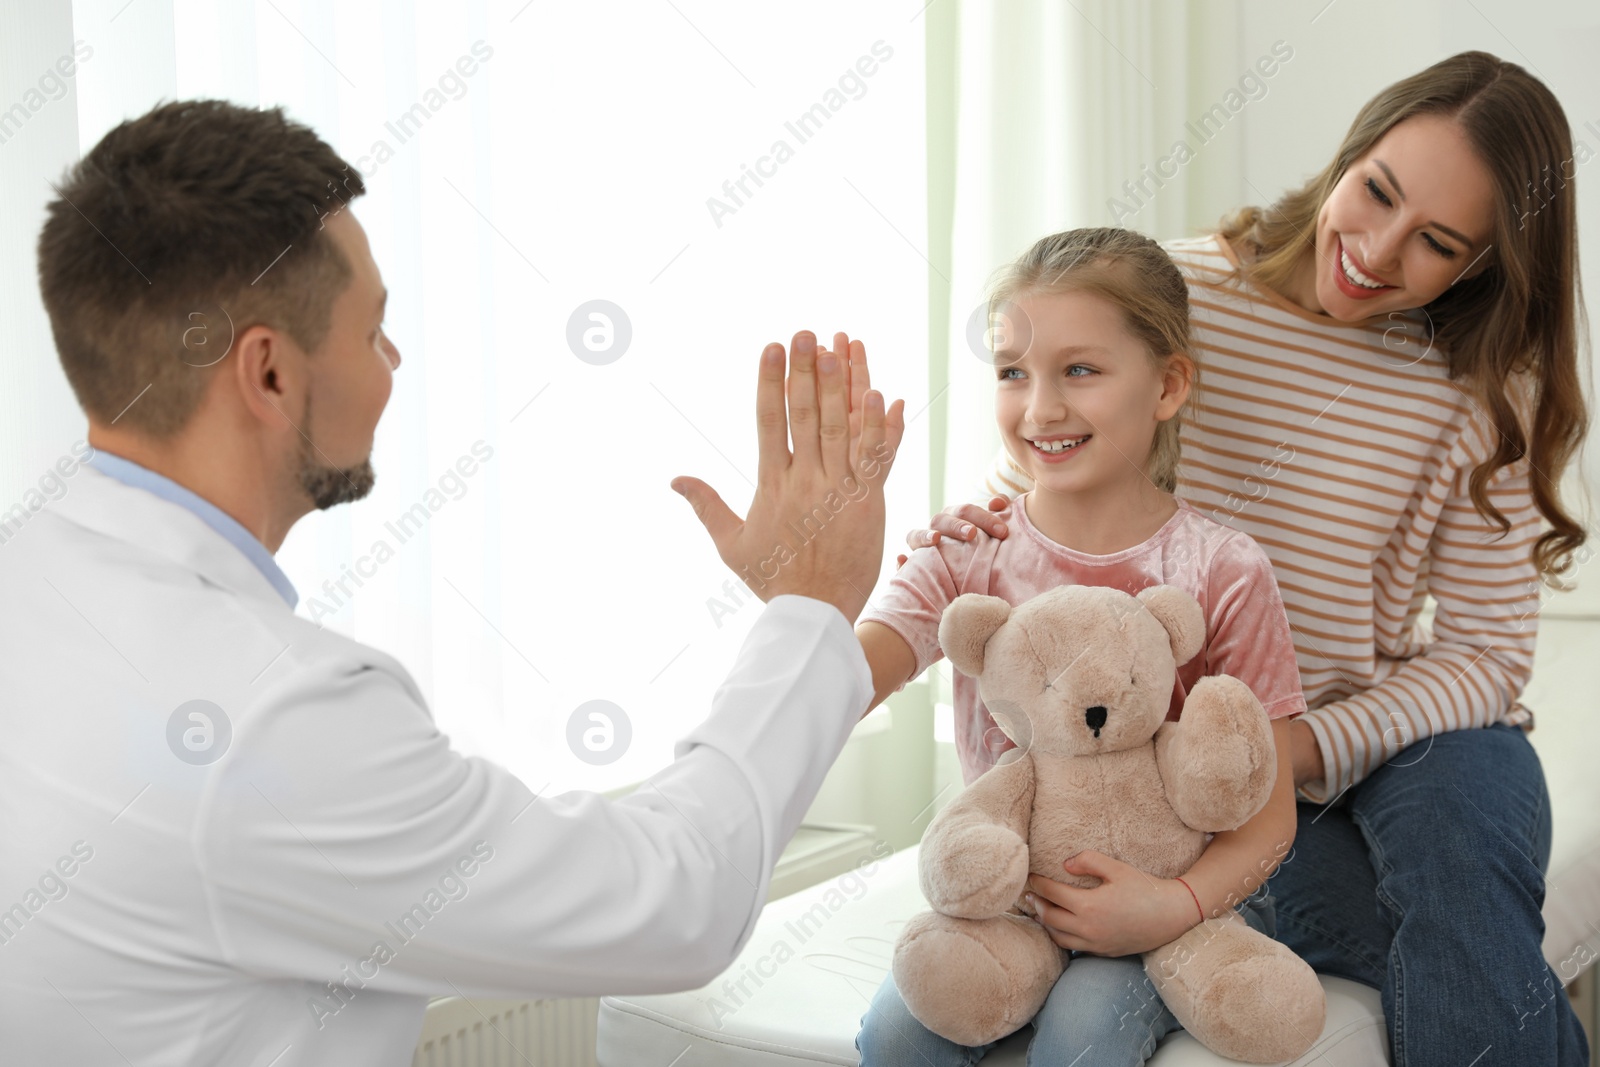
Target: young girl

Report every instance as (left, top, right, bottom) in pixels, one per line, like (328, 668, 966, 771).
(852, 227, 1307, 1066)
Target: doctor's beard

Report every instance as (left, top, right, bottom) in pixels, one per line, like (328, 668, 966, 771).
(297, 395, 376, 510)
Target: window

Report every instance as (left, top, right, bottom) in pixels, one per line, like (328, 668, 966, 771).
(70, 0, 930, 793)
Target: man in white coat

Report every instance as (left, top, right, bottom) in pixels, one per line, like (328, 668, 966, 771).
(0, 100, 904, 1065)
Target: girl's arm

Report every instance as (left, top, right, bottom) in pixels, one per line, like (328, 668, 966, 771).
(1172, 716, 1298, 919)
(857, 620, 918, 718)
(856, 522, 965, 713)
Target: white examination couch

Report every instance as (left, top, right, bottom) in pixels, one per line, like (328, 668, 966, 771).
(597, 618, 1600, 1066)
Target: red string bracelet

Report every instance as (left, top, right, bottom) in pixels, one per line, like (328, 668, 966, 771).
(1175, 876, 1205, 923)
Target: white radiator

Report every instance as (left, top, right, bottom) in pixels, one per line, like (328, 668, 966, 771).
(412, 995, 599, 1067)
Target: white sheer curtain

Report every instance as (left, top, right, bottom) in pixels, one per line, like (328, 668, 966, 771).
(41, 0, 930, 793)
(931, 0, 1237, 509)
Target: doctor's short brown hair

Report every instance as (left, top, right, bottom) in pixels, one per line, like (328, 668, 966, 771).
(37, 99, 364, 437)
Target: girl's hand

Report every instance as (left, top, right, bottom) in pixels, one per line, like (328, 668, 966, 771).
(1021, 850, 1197, 957)
(894, 497, 1011, 571)
(1289, 719, 1326, 789)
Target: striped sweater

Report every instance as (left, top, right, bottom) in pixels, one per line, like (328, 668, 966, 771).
(981, 234, 1541, 804)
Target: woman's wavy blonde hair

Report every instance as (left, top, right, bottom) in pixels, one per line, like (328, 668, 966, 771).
(988, 227, 1195, 493)
(1219, 51, 1590, 583)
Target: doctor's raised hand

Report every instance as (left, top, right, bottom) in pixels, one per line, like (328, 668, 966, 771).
(672, 330, 905, 624)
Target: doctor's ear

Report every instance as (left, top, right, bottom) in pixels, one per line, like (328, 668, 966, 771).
(231, 323, 307, 432)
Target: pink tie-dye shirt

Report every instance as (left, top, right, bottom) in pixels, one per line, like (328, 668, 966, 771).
(861, 495, 1306, 786)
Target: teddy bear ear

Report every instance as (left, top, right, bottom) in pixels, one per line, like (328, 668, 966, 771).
(938, 594, 1013, 677)
(1135, 586, 1205, 666)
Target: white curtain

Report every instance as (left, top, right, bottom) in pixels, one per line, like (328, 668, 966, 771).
(7, 0, 931, 795)
(931, 0, 1239, 509)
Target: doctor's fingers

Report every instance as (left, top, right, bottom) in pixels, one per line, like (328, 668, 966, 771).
(813, 332, 851, 480)
(826, 334, 869, 436)
(784, 330, 824, 474)
(854, 387, 904, 492)
(846, 337, 869, 411)
(820, 337, 869, 444)
(755, 341, 791, 484)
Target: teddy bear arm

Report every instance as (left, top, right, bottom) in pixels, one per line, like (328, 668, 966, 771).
(1155, 675, 1276, 833)
(919, 754, 1036, 918)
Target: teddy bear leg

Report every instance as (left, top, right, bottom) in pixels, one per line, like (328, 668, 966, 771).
(892, 910, 1064, 1047)
(1141, 917, 1327, 1064)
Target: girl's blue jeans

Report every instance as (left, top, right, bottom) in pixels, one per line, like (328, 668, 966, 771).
(855, 891, 1274, 1066)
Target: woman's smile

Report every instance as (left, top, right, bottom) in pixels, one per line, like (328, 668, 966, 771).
(1333, 237, 1398, 298)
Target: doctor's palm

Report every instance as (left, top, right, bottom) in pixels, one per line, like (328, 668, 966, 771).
(672, 330, 904, 626)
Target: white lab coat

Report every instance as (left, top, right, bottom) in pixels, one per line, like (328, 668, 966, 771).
(0, 466, 873, 1066)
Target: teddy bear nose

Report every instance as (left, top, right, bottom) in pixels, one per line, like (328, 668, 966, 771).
(1084, 705, 1107, 736)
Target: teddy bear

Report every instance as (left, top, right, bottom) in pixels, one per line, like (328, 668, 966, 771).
(891, 584, 1326, 1064)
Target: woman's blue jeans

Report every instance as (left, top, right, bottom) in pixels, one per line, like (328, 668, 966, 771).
(856, 892, 1275, 1066)
(1268, 721, 1589, 1066)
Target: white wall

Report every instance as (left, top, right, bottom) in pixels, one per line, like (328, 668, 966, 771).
(0, 0, 86, 501)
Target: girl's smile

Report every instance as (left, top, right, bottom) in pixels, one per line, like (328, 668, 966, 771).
(1025, 433, 1093, 461)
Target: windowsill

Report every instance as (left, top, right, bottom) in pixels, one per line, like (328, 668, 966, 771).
(594, 704, 895, 806)
(768, 822, 880, 902)
(851, 703, 894, 737)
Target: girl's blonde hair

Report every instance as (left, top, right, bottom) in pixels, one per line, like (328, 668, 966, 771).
(989, 227, 1195, 492)
(1218, 50, 1589, 582)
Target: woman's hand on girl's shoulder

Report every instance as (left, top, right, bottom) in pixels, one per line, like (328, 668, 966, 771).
(895, 496, 1012, 570)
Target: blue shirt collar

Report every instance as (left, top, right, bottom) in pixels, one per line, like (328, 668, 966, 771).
(87, 450, 299, 609)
